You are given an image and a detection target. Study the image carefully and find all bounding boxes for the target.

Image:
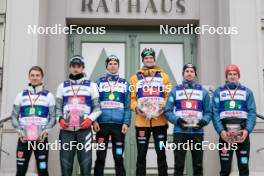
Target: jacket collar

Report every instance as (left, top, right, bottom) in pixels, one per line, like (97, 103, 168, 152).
(28, 84, 44, 94)
(225, 81, 240, 89)
(138, 65, 163, 77)
(69, 77, 87, 84)
(182, 80, 196, 88)
(105, 70, 119, 81)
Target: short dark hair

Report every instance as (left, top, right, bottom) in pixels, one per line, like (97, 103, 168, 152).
(182, 63, 197, 76)
(105, 55, 119, 68)
(29, 66, 44, 77)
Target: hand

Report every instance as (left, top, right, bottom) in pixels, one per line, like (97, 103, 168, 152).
(59, 118, 68, 129)
(235, 129, 248, 143)
(19, 130, 25, 143)
(194, 119, 207, 130)
(121, 124, 129, 134)
(81, 118, 93, 129)
(177, 118, 188, 129)
(136, 107, 146, 117)
(220, 130, 231, 143)
(40, 130, 47, 143)
(93, 121, 101, 132)
(157, 107, 164, 116)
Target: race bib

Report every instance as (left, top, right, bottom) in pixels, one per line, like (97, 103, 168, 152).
(26, 124, 39, 141)
(68, 108, 81, 127)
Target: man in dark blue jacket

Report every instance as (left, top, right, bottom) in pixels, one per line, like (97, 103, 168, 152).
(212, 64, 256, 176)
(165, 63, 212, 176)
(93, 55, 131, 176)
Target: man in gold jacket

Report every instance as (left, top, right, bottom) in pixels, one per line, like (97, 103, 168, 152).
(130, 48, 172, 176)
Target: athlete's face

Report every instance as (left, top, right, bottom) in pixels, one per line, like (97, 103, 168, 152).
(29, 70, 43, 86)
(70, 64, 84, 75)
(183, 68, 196, 81)
(143, 56, 155, 68)
(227, 71, 239, 83)
(107, 60, 119, 74)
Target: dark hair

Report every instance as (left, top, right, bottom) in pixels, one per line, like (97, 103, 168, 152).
(29, 66, 44, 77)
(105, 55, 120, 68)
(182, 63, 197, 76)
(141, 48, 156, 61)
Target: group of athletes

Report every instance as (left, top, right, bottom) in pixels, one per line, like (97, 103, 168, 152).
(11, 48, 256, 176)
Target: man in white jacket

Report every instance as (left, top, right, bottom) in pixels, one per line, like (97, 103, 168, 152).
(11, 66, 56, 176)
(56, 55, 101, 176)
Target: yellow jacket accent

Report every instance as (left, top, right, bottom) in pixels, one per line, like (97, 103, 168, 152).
(130, 65, 172, 127)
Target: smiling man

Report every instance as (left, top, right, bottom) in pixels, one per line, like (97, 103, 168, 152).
(130, 48, 172, 176)
(212, 64, 256, 176)
(11, 66, 56, 176)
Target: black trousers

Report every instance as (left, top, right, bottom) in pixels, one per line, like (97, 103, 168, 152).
(219, 136, 250, 176)
(173, 133, 204, 176)
(59, 129, 93, 176)
(136, 125, 168, 176)
(16, 138, 49, 176)
(94, 123, 126, 176)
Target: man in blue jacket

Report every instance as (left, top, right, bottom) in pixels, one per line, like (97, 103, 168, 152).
(93, 55, 131, 176)
(165, 63, 212, 176)
(212, 64, 256, 176)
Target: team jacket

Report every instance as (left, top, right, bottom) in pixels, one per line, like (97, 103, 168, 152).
(164, 80, 212, 134)
(56, 76, 102, 131)
(11, 84, 56, 133)
(96, 73, 131, 126)
(130, 65, 172, 127)
(212, 81, 256, 134)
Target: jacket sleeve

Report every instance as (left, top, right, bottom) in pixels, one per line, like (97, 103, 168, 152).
(161, 73, 172, 108)
(123, 82, 132, 126)
(55, 83, 64, 122)
(245, 88, 256, 133)
(202, 88, 212, 124)
(11, 92, 23, 132)
(212, 88, 224, 133)
(45, 92, 56, 132)
(164, 87, 180, 125)
(96, 79, 101, 87)
(130, 75, 138, 112)
(87, 82, 102, 121)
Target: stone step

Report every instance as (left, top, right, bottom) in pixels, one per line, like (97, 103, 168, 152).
(0, 172, 37, 176)
(230, 172, 264, 176)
